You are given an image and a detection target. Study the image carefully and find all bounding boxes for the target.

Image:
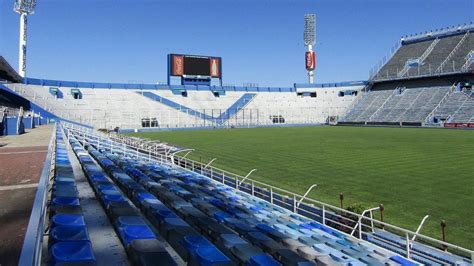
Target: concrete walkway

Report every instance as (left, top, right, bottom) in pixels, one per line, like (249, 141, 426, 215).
(0, 124, 54, 266)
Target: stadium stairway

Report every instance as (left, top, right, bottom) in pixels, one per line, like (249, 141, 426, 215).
(59, 124, 446, 266)
(139, 91, 257, 126)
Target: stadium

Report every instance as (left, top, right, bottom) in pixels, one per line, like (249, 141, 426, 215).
(0, 0, 473, 265)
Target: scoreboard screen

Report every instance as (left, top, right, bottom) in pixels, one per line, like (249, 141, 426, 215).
(170, 54, 221, 78)
(184, 57, 210, 76)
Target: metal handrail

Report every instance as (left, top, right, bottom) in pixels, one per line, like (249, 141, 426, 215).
(436, 31, 470, 73)
(62, 122, 474, 260)
(18, 123, 56, 265)
(424, 83, 456, 122)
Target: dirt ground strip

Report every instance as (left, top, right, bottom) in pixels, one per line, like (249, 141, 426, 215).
(0, 124, 54, 266)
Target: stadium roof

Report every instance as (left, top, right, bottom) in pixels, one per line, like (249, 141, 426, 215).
(0, 56, 22, 83)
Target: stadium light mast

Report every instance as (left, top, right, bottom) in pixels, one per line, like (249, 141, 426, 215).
(14, 0, 37, 78)
(304, 14, 316, 84)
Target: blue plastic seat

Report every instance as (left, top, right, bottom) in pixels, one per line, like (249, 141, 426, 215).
(192, 246, 232, 266)
(97, 184, 117, 192)
(164, 218, 189, 227)
(247, 231, 272, 245)
(219, 234, 248, 249)
(155, 209, 179, 220)
(134, 192, 157, 203)
(52, 214, 86, 227)
(52, 197, 80, 206)
(50, 225, 90, 244)
(50, 241, 96, 265)
(246, 254, 281, 266)
(182, 235, 214, 259)
(100, 190, 122, 196)
(90, 173, 108, 183)
(390, 255, 419, 266)
(103, 194, 127, 205)
(116, 216, 147, 227)
(119, 225, 156, 246)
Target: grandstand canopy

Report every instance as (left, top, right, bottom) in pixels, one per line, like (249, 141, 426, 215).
(0, 56, 22, 83)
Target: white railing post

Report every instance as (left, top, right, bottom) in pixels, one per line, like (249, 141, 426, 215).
(251, 182, 254, 196)
(370, 210, 375, 233)
(322, 205, 326, 225)
(293, 195, 297, 213)
(406, 232, 411, 259)
(270, 188, 273, 204)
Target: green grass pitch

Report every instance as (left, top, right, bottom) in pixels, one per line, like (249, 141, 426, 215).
(128, 126, 474, 249)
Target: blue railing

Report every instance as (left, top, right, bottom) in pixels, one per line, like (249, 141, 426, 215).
(294, 80, 368, 89)
(140, 91, 215, 121)
(401, 22, 473, 45)
(23, 77, 296, 93)
(216, 93, 256, 120)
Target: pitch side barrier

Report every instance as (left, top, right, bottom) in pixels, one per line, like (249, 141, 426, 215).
(337, 121, 423, 127)
(61, 122, 474, 263)
(117, 123, 325, 133)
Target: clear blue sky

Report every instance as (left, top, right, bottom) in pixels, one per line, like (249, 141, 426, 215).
(0, 0, 473, 86)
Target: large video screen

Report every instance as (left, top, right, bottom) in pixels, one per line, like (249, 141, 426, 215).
(184, 57, 210, 76)
(170, 54, 221, 78)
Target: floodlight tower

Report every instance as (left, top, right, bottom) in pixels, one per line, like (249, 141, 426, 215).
(304, 14, 316, 84)
(14, 0, 37, 78)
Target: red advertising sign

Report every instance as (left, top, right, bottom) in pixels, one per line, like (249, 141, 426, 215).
(210, 58, 220, 77)
(306, 51, 316, 70)
(172, 55, 184, 76)
(444, 123, 474, 128)
(444, 123, 456, 128)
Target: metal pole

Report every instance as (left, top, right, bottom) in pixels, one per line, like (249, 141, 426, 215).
(411, 215, 430, 243)
(339, 193, 344, 209)
(297, 184, 317, 207)
(18, 13, 27, 77)
(406, 232, 411, 259)
(441, 220, 447, 252)
(380, 204, 385, 230)
(204, 158, 217, 169)
(237, 169, 257, 186)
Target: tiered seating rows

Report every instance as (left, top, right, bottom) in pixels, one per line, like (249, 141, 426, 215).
(47, 127, 96, 265)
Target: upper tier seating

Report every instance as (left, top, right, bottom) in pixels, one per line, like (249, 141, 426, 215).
(373, 31, 473, 80)
(375, 40, 433, 80)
